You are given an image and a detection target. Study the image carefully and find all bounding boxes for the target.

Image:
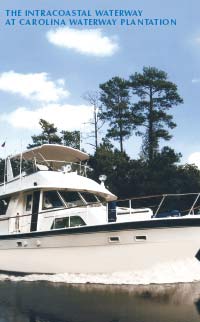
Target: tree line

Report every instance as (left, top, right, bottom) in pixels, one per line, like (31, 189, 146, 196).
(1, 66, 200, 197)
(86, 66, 183, 163)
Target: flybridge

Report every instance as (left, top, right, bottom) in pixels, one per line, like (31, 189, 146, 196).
(95, 10, 143, 17)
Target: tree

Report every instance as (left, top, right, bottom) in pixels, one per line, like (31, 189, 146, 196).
(83, 91, 104, 151)
(61, 130, 80, 149)
(88, 139, 132, 197)
(142, 146, 182, 195)
(129, 67, 183, 162)
(99, 77, 143, 153)
(27, 119, 61, 148)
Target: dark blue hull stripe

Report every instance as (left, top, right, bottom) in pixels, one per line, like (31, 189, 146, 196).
(1, 218, 200, 240)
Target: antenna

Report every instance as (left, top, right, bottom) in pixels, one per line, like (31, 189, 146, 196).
(2, 139, 7, 193)
(19, 138, 23, 186)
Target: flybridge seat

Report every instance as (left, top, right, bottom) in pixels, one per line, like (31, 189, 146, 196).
(36, 163, 81, 174)
(36, 164, 49, 171)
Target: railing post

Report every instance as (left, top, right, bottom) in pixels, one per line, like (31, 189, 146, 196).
(3, 157, 6, 193)
(129, 199, 132, 215)
(19, 149, 23, 187)
(86, 204, 89, 221)
(154, 195, 166, 217)
(189, 193, 200, 215)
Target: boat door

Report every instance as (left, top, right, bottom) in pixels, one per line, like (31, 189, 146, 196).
(23, 192, 33, 233)
(30, 190, 40, 232)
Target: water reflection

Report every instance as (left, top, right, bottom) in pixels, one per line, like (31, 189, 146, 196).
(0, 281, 200, 322)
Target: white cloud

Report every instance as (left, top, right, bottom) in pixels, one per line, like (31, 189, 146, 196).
(0, 104, 93, 132)
(192, 79, 200, 83)
(195, 37, 200, 44)
(47, 27, 119, 57)
(188, 152, 200, 169)
(0, 71, 69, 102)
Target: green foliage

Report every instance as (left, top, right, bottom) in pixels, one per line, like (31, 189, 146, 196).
(27, 119, 80, 150)
(61, 130, 80, 149)
(100, 77, 143, 153)
(88, 144, 200, 198)
(89, 139, 131, 196)
(129, 67, 183, 162)
(27, 119, 62, 148)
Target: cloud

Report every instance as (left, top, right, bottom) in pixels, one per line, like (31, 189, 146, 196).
(47, 27, 119, 57)
(0, 104, 93, 132)
(188, 152, 200, 169)
(195, 36, 200, 44)
(0, 71, 69, 102)
(192, 79, 200, 83)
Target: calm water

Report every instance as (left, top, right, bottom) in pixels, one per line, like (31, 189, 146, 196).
(0, 281, 200, 322)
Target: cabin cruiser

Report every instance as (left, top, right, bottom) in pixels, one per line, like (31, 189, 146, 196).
(0, 144, 200, 275)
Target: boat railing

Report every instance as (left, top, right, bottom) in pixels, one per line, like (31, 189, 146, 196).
(35, 160, 90, 177)
(3, 159, 90, 182)
(116, 193, 200, 217)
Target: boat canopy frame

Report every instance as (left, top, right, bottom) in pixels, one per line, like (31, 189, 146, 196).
(3, 144, 90, 184)
(12, 144, 89, 164)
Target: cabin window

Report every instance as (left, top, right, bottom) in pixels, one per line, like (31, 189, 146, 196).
(70, 216, 86, 227)
(59, 191, 85, 208)
(42, 191, 64, 210)
(51, 216, 85, 229)
(26, 194, 32, 211)
(0, 197, 10, 215)
(52, 217, 69, 229)
(80, 192, 99, 204)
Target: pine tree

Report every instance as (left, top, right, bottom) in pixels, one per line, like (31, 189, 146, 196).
(100, 77, 142, 152)
(129, 67, 183, 162)
(27, 119, 61, 149)
(61, 130, 80, 149)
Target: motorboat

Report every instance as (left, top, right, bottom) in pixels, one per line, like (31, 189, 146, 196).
(0, 144, 200, 274)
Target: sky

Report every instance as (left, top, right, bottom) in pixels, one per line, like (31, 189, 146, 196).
(0, 0, 200, 167)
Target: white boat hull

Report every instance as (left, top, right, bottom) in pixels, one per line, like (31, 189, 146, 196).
(0, 223, 200, 274)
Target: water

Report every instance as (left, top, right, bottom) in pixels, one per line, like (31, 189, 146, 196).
(0, 280, 200, 322)
(1, 258, 200, 285)
(1, 258, 200, 322)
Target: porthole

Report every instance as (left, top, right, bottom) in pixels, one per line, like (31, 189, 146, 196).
(16, 241, 22, 247)
(135, 235, 147, 241)
(109, 236, 120, 243)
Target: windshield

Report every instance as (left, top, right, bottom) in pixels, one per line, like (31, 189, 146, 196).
(42, 191, 64, 210)
(59, 191, 85, 207)
(80, 192, 99, 204)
